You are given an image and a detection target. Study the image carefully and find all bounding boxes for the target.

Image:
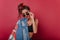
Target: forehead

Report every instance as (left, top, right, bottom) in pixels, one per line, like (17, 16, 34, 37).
(22, 9, 28, 12)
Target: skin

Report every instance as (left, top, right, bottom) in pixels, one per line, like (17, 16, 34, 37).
(11, 9, 38, 39)
(22, 9, 38, 37)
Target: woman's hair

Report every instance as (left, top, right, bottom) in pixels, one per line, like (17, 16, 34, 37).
(18, 3, 30, 17)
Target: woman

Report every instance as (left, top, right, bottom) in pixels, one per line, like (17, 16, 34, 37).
(11, 3, 38, 40)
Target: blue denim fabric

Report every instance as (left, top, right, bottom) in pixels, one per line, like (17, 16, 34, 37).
(16, 18, 29, 40)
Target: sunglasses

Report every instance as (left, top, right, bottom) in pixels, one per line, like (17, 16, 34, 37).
(22, 12, 29, 17)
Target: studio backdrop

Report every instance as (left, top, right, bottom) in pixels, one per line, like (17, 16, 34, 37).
(0, 0, 60, 40)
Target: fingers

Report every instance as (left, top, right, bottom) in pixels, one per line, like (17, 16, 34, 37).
(28, 12, 34, 16)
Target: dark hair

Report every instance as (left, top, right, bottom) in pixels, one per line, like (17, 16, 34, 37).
(18, 3, 30, 17)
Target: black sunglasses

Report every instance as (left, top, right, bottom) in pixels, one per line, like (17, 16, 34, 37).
(22, 12, 29, 17)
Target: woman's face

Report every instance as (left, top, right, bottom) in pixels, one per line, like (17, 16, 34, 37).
(22, 9, 30, 18)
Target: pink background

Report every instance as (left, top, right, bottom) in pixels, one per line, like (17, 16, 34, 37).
(0, 0, 60, 40)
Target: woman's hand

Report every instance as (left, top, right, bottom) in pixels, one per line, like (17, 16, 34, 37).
(28, 12, 34, 20)
(11, 30, 16, 40)
(11, 30, 16, 35)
